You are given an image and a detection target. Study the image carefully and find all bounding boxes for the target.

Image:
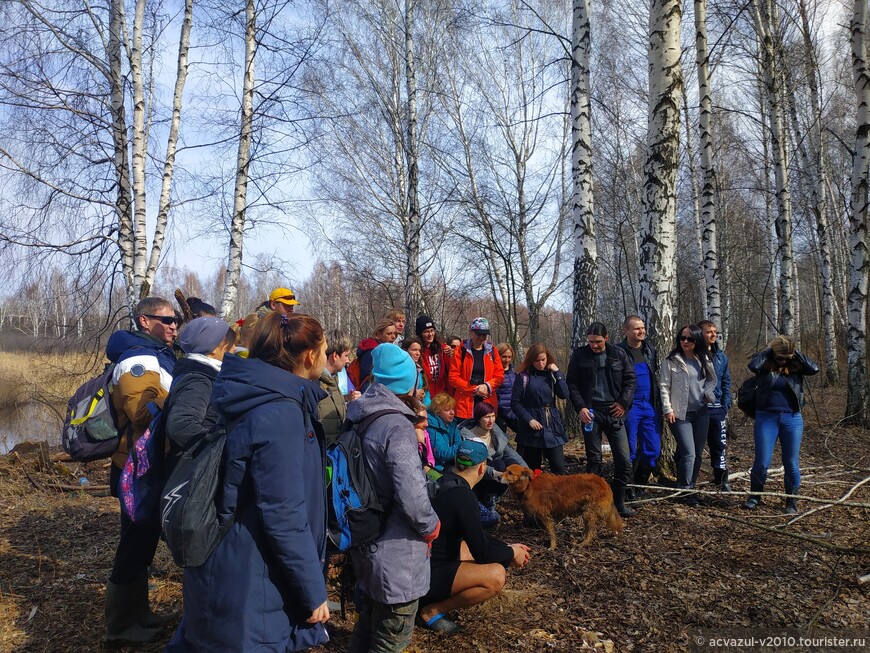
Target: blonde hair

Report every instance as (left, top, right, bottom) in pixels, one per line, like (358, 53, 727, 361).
(769, 335, 796, 357)
(428, 392, 456, 414)
(373, 318, 397, 341)
(384, 308, 406, 322)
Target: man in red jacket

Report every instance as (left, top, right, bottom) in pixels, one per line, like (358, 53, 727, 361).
(448, 317, 504, 422)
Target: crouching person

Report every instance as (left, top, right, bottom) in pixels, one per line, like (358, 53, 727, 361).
(417, 439, 531, 634)
(347, 343, 441, 653)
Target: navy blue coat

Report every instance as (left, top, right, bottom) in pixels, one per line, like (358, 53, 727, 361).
(511, 368, 570, 449)
(177, 354, 329, 652)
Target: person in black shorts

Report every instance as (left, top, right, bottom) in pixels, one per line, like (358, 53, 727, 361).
(416, 438, 531, 634)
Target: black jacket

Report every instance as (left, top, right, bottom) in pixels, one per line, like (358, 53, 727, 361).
(164, 356, 220, 475)
(616, 338, 659, 407)
(566, 343, 636, 413)
(429, 473, 514, 568)
(749, 348, 819, 411)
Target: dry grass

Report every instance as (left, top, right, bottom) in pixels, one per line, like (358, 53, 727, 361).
(0, 351, 101, 420)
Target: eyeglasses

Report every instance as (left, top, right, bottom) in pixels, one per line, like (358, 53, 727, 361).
(144, 314, 181, 326)
(679, 336, 694, 342)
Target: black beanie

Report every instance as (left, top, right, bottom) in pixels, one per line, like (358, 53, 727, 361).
(415, 315, 435, 335)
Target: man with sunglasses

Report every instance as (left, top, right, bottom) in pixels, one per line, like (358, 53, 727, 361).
(103, 297, 179, 645)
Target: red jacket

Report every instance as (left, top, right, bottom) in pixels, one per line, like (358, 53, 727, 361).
(421, 342, 453, 398)
(448, 341, 504, 419)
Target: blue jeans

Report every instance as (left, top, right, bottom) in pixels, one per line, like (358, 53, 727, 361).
(751, 410, 803, 492)
(669, 407, 709, 489)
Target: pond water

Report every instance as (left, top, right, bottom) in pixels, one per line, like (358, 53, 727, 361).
(0, 402, 62, 455)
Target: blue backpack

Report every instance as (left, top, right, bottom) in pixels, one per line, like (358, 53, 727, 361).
(119, 402, 166, 522)
(327, 409, 401, 551)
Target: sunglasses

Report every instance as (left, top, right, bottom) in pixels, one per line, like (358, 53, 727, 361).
(679, 336, 695, 342)
(144, 314, 181, 326)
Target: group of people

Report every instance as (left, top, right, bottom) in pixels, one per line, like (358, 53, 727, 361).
(100, 288, 818, 652)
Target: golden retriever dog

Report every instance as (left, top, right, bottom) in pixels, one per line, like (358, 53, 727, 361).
(500, 464, 624, 550)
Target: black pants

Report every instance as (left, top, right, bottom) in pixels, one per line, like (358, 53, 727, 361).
(474, 475, 508, 506)
(583, 410, 632, 488)
(109, 464, 161, 585)
(522, 445, 566, 475)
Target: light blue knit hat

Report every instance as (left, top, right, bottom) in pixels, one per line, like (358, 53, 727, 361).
(371, 343, 418, 395)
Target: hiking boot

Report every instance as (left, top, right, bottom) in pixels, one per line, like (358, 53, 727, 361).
(743, 479, 764, 509)
(676, 492, 699, 507)
(784, 486, 799, 515)
(713, 468, 732, 492)
(612, 484, 636, 517)
(105, 580, 159, 645)
(134, 574, 178, 628)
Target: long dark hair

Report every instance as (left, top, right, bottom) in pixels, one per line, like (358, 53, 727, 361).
(517, 342, 556, 374)
(666, 324, 710, 364)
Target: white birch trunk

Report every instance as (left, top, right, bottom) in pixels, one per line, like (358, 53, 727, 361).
(796, 0, 838, 381)
(129, 0, 148, 293)
(846, 0, 870, 425)
(403, 0, 424, 327)
(144, 0, 194, 292)
(753, 0, 795, 335)
(639, 0, 682, 358)
(694, 0, 720, 328)
(109, 0, 137, 316)
(220, 0, 255, 321)
(682, 94, 706, 315)
(571, 0, 597, 348)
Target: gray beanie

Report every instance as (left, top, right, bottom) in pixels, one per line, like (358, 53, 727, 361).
(178, 317, 232, 355)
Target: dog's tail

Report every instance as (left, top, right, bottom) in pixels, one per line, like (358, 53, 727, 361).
(605, 502, 624, 534)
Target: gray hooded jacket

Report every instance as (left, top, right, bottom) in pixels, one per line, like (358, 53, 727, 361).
(347, 383, 440, 604)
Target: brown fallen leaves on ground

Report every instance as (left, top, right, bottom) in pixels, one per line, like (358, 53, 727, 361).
(0, 386, 868, 653)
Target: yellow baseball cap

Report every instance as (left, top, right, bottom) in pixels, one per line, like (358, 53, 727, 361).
(269, 287, 299, 306)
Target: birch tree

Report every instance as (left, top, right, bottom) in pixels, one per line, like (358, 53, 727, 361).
(219, 0, 256, 321)
(752, 0, 796, 335)
(0, 0, 193, 317)
(846, 0, 870, 425)
(693, 0, 721, 328)
(638, 0, 682, 356)
(571, 0, 598, 347)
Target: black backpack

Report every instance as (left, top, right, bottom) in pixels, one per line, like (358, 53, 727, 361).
(160, 397, 298, 567)
(327, 409, 402, 551)
(160, 421, 231, 567)
(737, 375, 759, 418)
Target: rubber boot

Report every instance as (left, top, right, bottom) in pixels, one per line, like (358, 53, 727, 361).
(134, 574, 178, 628)
(784, 485, 799, 515)
(742, 480, 764, 510)
(587, 461, 603, 477)
(105, 580, 158, 645)
(612, 483, 636, 517)
(633, 462, 652, 498)
(713, 468, 731, 492)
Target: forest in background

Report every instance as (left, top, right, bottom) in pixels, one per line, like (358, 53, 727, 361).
(0, 0, 869, 421)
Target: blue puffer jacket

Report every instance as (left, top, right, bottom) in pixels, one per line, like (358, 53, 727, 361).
(497, 366, 517, 421)
(511, 368, 570, 449)
(427, 410, 463, 471)
(176, 354, 329, 653)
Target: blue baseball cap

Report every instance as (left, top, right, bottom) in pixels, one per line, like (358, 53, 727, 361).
(456, 438, 489, 466)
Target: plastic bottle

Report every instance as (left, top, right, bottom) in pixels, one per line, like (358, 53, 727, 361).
(584, 409, 594, 432)
(78, 477, 89, 487)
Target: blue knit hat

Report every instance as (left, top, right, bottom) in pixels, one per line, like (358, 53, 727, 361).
(371, 343, 418, 395)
